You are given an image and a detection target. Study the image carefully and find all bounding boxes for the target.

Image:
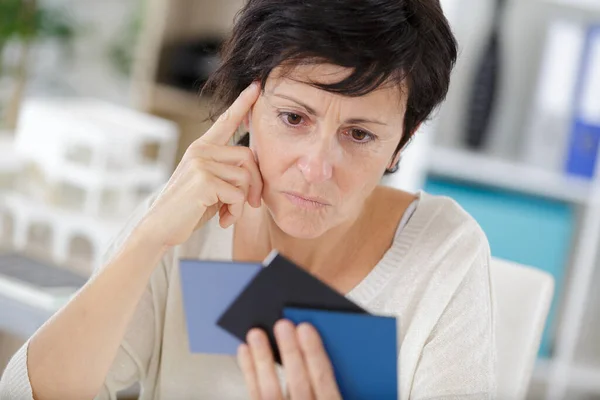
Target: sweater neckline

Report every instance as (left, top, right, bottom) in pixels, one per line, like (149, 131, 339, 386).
(345, 190, 426, 304)
(222, 190, 431, 305)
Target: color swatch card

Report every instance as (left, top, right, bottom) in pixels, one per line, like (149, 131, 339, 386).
(179, 259, 261, 354)
(180, 251, 399, 399)
(284, 307, 398, 400)
(216, 252, 366, 363)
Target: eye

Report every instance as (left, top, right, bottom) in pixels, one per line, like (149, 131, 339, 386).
(284, 113, 303, 126)
(347, 128, 375, 144)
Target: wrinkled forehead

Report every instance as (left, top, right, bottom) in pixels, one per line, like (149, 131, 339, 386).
(264, 63, 408, 117)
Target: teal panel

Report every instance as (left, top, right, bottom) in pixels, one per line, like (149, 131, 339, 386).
(424, 177, 575, 358)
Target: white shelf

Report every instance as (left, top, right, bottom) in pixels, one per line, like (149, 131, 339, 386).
(427, 147, 598, 205)
(568, 364, 600, 393)
(542, 0, 600, 13)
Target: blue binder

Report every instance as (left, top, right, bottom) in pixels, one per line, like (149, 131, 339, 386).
(565, 25, 600, 178)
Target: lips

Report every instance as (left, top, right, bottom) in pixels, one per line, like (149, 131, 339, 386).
(283, 191, 331, 206)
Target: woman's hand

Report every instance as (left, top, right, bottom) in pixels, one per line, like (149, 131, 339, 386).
(138, 82, 263, 248)
(238, 320, 342, 400)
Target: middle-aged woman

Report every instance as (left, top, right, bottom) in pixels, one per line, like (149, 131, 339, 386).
(0, 0, 496, 399)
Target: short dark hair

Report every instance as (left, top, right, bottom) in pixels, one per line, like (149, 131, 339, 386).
(202, 0, 458, 174)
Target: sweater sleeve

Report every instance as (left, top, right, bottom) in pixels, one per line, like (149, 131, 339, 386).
(0, 341, 33, 400)
(94, 277, 158, 400)
(410, 234, 497, 400)
(92, 193, 164, 400)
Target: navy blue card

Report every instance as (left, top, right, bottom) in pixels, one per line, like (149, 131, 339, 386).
(284, 307, 398, 400)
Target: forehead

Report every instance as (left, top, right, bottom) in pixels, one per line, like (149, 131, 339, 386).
(264, 63, 407, 117)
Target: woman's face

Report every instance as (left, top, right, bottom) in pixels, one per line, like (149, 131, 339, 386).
(248, 63, 407, 239)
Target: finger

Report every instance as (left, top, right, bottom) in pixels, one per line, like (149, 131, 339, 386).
(188, 143, 263, 208)
(218, 201, 242, 229)
(219, 204, 235, 229)
(200, 82, 261, 146)
(297, 324, 342, 400)
(200, 175, 245, 210)
(238, 344, 261, 400)
(275, 320, 314, 400)
(206, 145, 263, 208)
(227, 200, 245, 223)
(247, 328, 284, 400)
(202, 160, 252, 201)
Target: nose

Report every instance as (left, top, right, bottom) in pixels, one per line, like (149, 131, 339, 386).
(297, 141, 334, 184)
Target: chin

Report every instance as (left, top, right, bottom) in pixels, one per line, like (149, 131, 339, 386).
(275, 215, 330, 239)
(277, 218, 331, 239)
(264, 199, 332, 239)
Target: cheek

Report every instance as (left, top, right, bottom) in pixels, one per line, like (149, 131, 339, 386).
(249, 113, 293, 179)
(333, 154, 390, 211)
(337, 163, 380, 199)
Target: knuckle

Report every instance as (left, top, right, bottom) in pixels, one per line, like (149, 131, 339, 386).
(241, 146, 255, 163)
(191, 164, 212, 186)
(189, 158, 207, 174)
(190, 140, 211, 153)
(184, 146, 206, 161)
(236, 187, 246, 201)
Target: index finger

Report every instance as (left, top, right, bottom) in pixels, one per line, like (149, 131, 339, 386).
(200, 82, 261, 146)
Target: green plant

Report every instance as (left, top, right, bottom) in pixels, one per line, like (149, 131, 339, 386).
(0, 0, 74, 54)
(0, 0, 75, 129)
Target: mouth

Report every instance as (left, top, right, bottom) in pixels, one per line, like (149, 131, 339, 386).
(282, 191, 331, 209)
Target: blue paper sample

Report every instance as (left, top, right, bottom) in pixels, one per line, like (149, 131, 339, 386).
(179, 259, 262, 354)
(283, 307, 398, 400)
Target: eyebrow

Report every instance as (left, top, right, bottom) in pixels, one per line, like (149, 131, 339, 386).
(272, 93, 389, 126)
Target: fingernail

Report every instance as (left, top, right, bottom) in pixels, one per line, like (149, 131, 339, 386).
(275, 320, 295, 341)
(246, 81, 258, 91)
(247, 328, 264, 346)
(296, 323, 314, 343)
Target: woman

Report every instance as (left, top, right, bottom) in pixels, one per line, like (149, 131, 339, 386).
(0, 0, 496, 399)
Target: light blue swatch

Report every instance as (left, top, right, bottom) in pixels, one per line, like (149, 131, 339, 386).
(180, 259, 262, 354)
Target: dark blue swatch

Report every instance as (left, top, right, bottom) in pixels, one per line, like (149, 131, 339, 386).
(283, 307, 398, 400)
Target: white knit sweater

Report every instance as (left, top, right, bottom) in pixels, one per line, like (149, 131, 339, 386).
(0, 190, 497, 399)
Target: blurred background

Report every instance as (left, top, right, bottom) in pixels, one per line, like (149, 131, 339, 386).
(0, 0, 599, 399)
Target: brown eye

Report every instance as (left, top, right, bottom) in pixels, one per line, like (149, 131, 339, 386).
(286, 113, 302, 125)
(351, 129, 369, 141)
